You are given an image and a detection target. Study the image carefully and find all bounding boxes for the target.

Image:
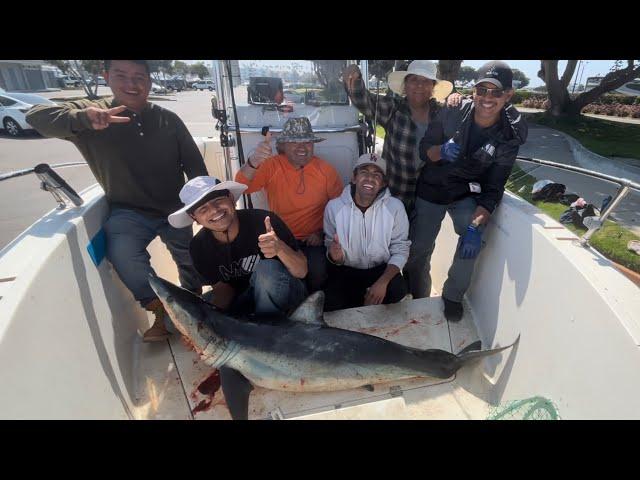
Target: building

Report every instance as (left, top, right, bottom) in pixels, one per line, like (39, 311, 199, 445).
(0, 60, 61, 92)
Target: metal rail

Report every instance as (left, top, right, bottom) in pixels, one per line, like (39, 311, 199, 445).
(0, 162, 88, 182)
(0, 162, 87, 209)
(514, 156, 640, 246)
(229, 125, 366, 135)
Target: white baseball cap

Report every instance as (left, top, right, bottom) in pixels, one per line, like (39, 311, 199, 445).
(353, 152, 387, 175)
(168, 176, 247, 228)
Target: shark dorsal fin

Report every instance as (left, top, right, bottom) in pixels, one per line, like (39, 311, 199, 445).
(288, 291, 326, 326)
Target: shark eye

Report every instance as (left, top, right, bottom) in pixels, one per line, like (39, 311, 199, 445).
(166, 296, 174, 303)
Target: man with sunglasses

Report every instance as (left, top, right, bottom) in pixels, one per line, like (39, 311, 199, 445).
(405, 61, 528, 321)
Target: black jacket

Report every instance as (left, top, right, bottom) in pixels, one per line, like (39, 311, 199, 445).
(416, 99, 528, 213)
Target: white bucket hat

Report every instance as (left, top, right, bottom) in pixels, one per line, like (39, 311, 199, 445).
(353, 152, 387, 176)
(168, 176, 247, 228)
(388, 60, 454, 101)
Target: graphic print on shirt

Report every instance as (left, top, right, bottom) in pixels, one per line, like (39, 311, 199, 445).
(218, 255, 261, 282)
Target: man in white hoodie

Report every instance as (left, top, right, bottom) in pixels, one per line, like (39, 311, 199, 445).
(323, 153, 411, 311)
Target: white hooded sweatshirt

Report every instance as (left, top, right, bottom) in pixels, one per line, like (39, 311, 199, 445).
(323, 184, 411, 270)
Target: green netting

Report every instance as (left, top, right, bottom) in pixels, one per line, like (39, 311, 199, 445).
(487, 396, 560, 420)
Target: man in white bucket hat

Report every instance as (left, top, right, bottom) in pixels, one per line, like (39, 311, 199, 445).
(169, 176, 308, 319)
(323, 153, 410, 311)
(343, 60, 460, 213)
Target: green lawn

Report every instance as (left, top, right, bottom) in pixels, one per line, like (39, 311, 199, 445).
(528, 113, 640, 160)
(374, 118, 640, 272)
(506, 165, 640, 273)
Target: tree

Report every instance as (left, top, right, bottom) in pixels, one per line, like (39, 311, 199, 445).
(538, 60, 640, 117)
(148, 60, 174, 85)
(367, 60, 395, 82)
(46, 60, 104, 99)
(437, 60, 463, 84)
(189, 62, 210, 79)
(512, 69, 530, 88)
(173, 60, 189, 77)
(458, 66, 477, 83)
(311, 60, 347, 88)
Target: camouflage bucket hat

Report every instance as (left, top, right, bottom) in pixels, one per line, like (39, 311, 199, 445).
(276, 117, 325, 144)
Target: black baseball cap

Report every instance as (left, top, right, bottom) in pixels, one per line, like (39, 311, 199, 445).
(475, 61, 513, 90)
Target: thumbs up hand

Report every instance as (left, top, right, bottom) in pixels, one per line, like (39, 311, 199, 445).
(328, 233, 345, 265)
(251, 131, 274, 167)
(258, 215, 280, 258)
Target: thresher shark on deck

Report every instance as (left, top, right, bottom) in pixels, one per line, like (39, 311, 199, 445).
(0, 60, 639, 420)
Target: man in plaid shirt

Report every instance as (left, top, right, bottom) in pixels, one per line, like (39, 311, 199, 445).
(343, 61, 459, 213)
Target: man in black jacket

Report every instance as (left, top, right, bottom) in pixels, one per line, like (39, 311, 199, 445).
(404, 61, 528, 321)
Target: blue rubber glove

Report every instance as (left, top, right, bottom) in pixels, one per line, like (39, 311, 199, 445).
(440, 139, 460, 162)
(458, 225, 482, 259)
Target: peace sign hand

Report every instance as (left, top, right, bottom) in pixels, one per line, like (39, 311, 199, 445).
(84, 105, 131, 130)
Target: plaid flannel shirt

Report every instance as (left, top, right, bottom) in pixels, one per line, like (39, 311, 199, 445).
(349, 77, 441, 212)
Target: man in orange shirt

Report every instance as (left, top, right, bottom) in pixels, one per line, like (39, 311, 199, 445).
(235, 117, 343, 292)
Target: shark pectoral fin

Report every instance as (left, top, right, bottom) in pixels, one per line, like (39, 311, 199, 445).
(362, 384, 374, 392)
(219, 366, 254, 420)
(288, 291, 327, 326)
(456, 340, 482, 356)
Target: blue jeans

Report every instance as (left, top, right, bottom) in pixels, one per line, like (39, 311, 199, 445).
(103, 207, 203, 308)
(404, 196, 485, 302)
(228, 259, 307, 318)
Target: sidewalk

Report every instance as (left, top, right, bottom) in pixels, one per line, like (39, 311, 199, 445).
(518, 124, 639, 235)
(517, 106, 640, 125)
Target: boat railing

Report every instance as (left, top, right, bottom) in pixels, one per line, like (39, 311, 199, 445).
(1, 156, 638, 248)
(0, 162, 88, 209)
(513, 156, 640, 246)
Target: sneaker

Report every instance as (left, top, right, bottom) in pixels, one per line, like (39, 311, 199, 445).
(143, 299, 171, 343)
(442, 296, 463, 322)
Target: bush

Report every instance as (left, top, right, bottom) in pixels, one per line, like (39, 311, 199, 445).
(522, 96, 549, 109)
(582, 103, 640, 118)
(597, 94, 636, 105)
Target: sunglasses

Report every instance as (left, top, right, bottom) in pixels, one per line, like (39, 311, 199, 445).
(474, 86, 505, 98)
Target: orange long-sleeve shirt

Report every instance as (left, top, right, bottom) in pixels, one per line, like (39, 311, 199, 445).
(236, 154, 343, 240)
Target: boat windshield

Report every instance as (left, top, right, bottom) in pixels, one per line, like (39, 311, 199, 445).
(234, 60, 350, 106)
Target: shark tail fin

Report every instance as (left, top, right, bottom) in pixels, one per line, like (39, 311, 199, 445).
(457, 335, 520, 365)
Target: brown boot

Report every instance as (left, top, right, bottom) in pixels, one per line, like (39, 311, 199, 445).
(143, 298, 171, 343)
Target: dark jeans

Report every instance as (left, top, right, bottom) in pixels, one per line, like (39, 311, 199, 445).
(225, 259, 307, 318)
(103, 207, 203, 308)
(299, 244, 328, 293)
(324, 262, 407, 312)
(404, 196, 484, 302)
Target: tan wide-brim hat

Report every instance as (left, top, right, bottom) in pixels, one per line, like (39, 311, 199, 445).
(388, 60, 454, 101)
(168, 176, 247, 228)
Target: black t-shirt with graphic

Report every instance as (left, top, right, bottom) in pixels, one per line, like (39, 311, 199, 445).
(189, 209, 299, 293)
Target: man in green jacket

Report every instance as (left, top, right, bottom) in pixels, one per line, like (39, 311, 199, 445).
(26, 60, 208, 342)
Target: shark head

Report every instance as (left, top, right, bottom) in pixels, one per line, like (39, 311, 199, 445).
(148, 274, 220, 352)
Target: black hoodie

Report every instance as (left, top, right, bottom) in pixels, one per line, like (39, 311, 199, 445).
(416, 99, 528, 213)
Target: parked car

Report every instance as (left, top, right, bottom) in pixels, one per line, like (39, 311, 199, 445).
(192, 80, 215, 91)
(164, 78, 186, 92)
(59, 75, 82, 88)
(89, 76, 107, 86)
(151, 83, 168, 94)
(0, 93, 56, 137)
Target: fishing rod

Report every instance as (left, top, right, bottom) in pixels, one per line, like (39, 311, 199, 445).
(225, 60, 253, 209)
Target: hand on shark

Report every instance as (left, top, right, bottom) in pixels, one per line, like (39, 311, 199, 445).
(364, 278, 389, 306)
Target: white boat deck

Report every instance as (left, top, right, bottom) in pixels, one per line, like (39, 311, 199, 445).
(132, 295, 492, 420)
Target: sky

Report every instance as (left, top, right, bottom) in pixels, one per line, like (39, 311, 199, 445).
(184, 60, 621, 88)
